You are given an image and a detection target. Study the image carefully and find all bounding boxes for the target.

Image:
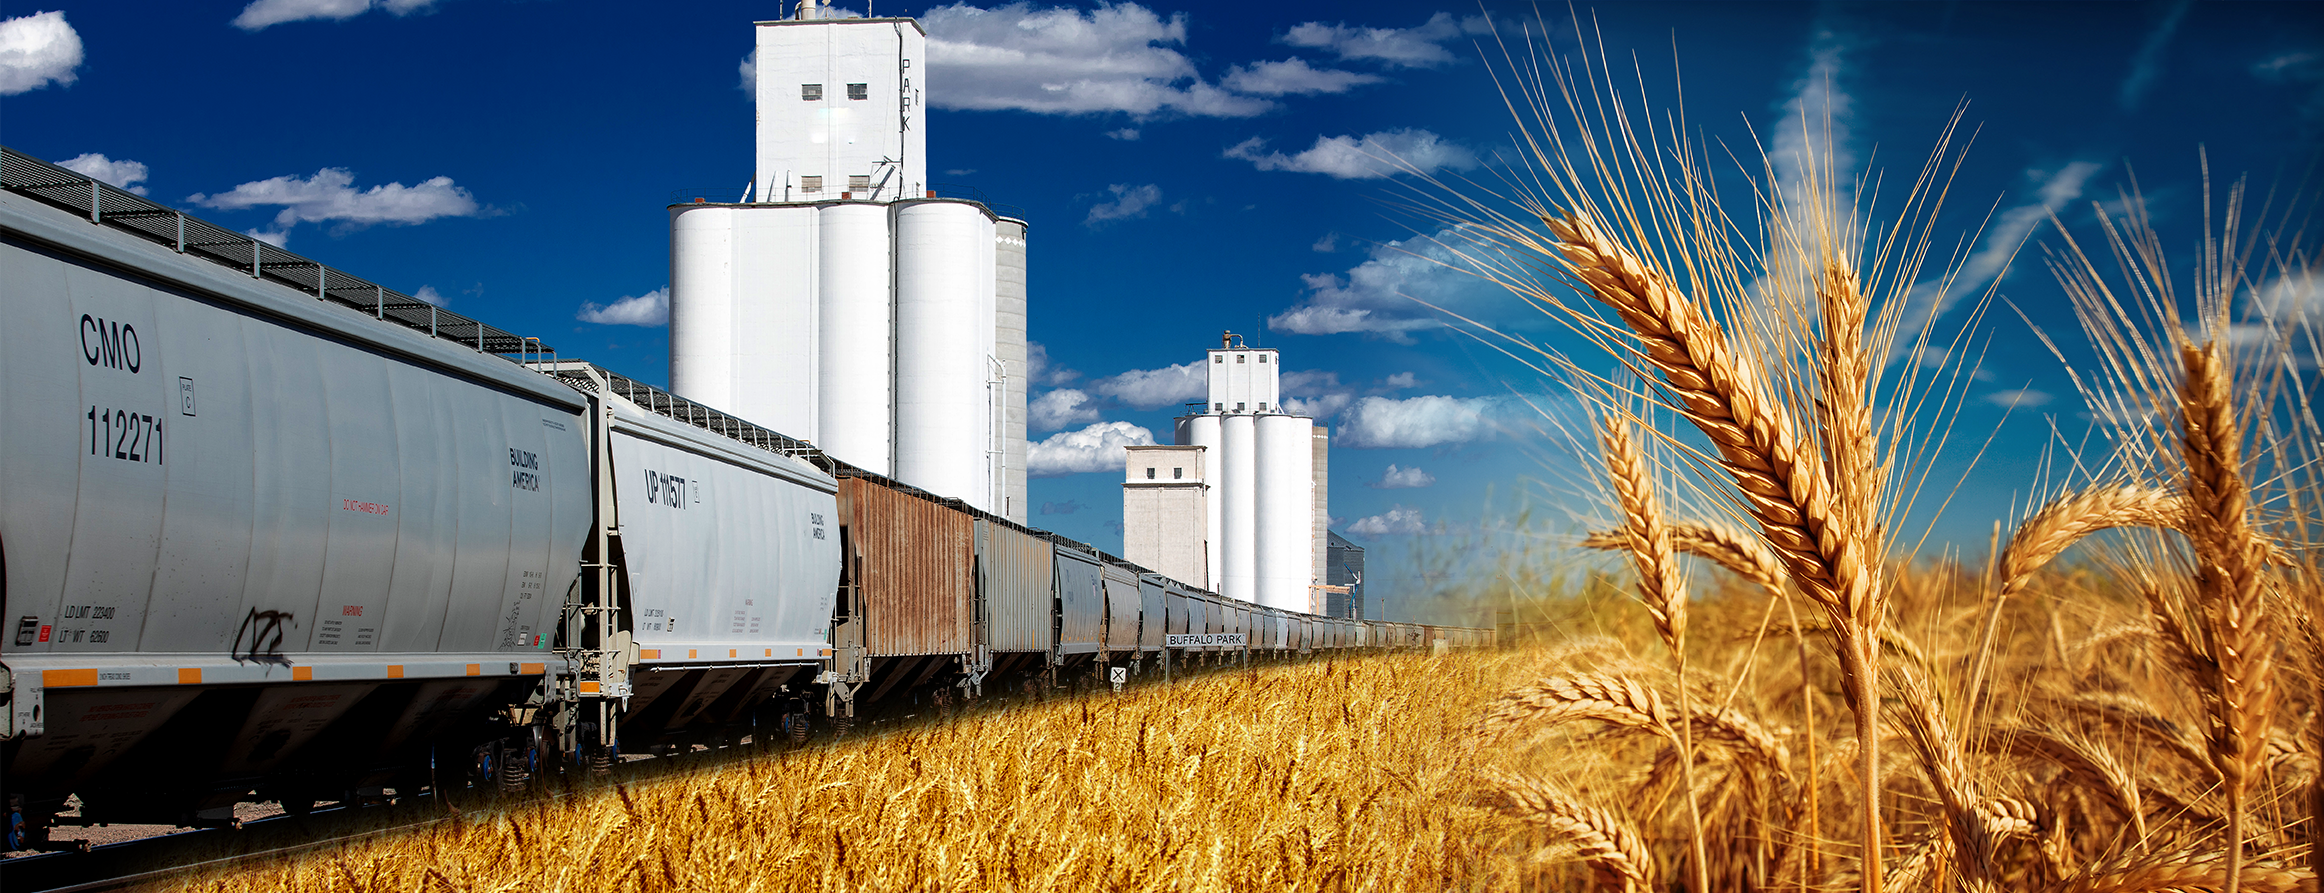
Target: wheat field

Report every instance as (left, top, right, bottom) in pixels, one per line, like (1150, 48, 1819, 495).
(155, 651, 1574, 893)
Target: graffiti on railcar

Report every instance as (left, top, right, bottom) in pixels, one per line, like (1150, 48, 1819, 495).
(231, 609, 296, 666)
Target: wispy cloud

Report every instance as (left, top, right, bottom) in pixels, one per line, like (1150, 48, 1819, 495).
(1892, 161, 2104, 361)
(1272, 225, 1499, 342)
(1983, 388, 2053, 409)
(1085, 183, 1162, 225)
(1369, 464, 1436, 489)
(921, 2, 1268, 118)
(231, 0, 440, 32)
(2118, 0, 2193, 111)
(1280, 12, 1489, 69)
(1225, 129, 1476, 180)
(1221, 58, 1382, 96)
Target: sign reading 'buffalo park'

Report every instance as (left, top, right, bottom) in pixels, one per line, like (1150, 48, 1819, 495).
(1165, 633, 1247, 647)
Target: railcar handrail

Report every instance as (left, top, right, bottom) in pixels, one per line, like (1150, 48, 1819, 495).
(1, 146, 553, 362)
(530, 360, 822, 460)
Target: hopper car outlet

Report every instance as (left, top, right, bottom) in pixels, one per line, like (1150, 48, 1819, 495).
(0, 146, 1491, 852)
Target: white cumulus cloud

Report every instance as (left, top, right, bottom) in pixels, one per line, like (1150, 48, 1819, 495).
(1092, 360, 1206, 409)
(0, 11, 83, 96)
(1027, 420, 1155, 477)
(738, 47, 756, 91)
(1222, 58, 1382, 96)
(1085, 182, 1162, 225)
(189, 167, 483, 232)
(1225, 129, 1476, 179)
(1280, 12, 1489, 68)
(1335, 394, 1503, 448)
(578, 287, 668, 326)
(57, 153, 150, 196)
(1348, 505, 1428, 537)
(412, 284, 449, 306)
(232, 0, 439, 31)
(1030, 388, 1101, 431)
(921, 2, 1268, 118)
(1370, 464, 1435, 489)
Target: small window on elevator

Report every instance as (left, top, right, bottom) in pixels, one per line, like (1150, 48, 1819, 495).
(846, 83, 869, 100)
(801, 176, 823, 193)
(1173, 467, 1183, 479)
(1258, 354, 1268, 363)
(801, 84, 824, 101)
(1237, 354, 1246, 363)
(1145, 467, 1156, 479)
(1214, 355, 1224, 364)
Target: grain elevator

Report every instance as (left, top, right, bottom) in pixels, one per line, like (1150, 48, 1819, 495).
(1123, 334, 1330, 613)
(668, 0, 1028, 522)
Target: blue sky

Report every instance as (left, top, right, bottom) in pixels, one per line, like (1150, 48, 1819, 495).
(7, 1, 2319, 621)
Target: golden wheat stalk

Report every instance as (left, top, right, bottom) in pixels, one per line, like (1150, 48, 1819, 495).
(1595, 410, 1714, 891)
(1489, 772, 1657, 892)
(2177, 339, 2283, 893)
(1543, 207, 1888, 888)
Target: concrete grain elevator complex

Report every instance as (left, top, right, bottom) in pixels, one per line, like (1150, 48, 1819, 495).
(1123, 335, 1334, 614)
(668, 0, 1028, 522)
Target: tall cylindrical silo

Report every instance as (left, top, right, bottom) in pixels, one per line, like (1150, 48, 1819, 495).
(1311, 424, 1329, 611)
(977, 212, 998, 513)
(1177, 413, 1223, 590)
(1218, 413, 1256, 603)
(1255, 414, 1315, 612)
(729, 205, 820, 440)
(894, 200, 997, 511)
(995, 218, 1028, 524)
(817, 202, 892, 473)
(669, 206, 736, 411)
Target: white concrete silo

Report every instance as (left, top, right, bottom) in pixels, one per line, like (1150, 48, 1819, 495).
(1255, 413, 1315, 612)
(1177, 413, 1223, 589)
(817, 202, 892, 473)
(995, 218, 1029, 523)
(729, 207, 820, 440)
(894, 200, 998, 511)
(669, 205, 736, 411)
(1218, 413, 1256, 603)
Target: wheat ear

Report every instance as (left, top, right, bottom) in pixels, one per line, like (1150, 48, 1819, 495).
(1545, 209, 1885, 888)
(1478, 674, 1673, 741)
(1490, 772, 1658, 892)
(1968, 483, 2186, 708)
(1583, 520, 1789, 596)
(1598, 412, 1713, 891)
(2178, 340, 2280, 893)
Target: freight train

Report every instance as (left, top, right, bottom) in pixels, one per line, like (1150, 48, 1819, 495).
(0, 147, 1491, 850)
